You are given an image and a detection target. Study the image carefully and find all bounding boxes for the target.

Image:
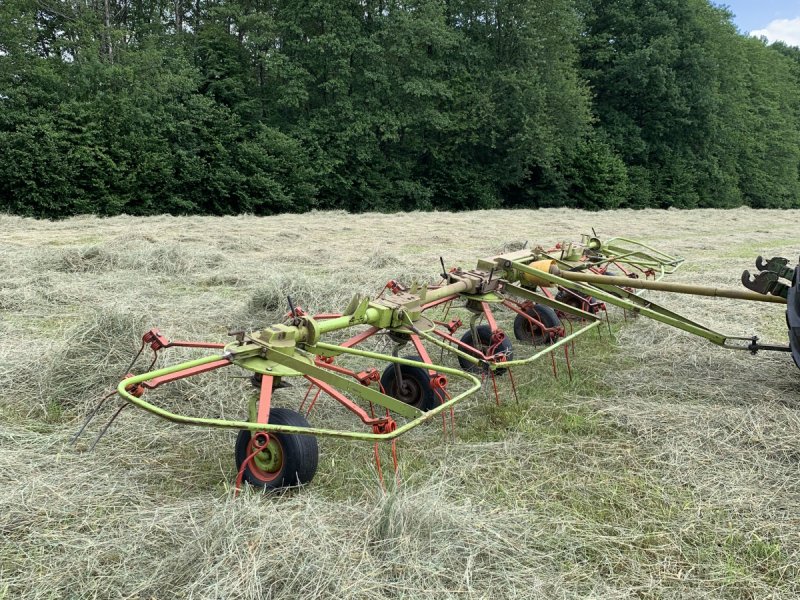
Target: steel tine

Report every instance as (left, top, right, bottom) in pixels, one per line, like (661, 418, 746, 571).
(69, 391, 116, 445)
(88, 403, 128, 451)
(121, 341, 146, 379)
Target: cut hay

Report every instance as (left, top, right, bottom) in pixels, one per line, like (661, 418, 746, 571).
(1, 208, 799, 598)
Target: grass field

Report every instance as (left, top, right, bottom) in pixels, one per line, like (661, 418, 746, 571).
(1, 208, 799, 599)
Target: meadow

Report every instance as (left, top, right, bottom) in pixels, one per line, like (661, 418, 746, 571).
(1, 208, 798, 599)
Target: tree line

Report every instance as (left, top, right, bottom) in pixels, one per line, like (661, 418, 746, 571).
(1, 0, 798, 217)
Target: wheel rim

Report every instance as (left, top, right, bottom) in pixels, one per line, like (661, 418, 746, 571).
(247, 434, 284, 482)
(393, 378, 424, 407)
(515, 314, 546, 343)
(522, 320, 544, 343)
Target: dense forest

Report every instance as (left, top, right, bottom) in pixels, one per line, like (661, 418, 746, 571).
(1, 0, 799, 217)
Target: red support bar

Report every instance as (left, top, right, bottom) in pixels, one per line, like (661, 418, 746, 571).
(314, 359, 380, 387)
(614, 262, 633, 277)
(409, 334, 436, 375)
(142, 328, 225, 351)
(313, 313, 344, 320)
(503, 300, 540, 323)
(503, 300, 564, 340)
(304, 377, 386, 426)
(141, 359, 232, 390)
(422, 294, 459, 311)
(481, 302, 499, 334)
(502, 297, 524, 310)
(502, 300, 526, 317)
(166, 341, 226, 349)
(256, 376, 273, 424)
(314, 358, 359, 378)
(433, 318, 462, 334)
(341, 326, 380, 349)
(305, 388, 322, 416)
(432, 329, 491, 360)
(286, 307, 306, 319)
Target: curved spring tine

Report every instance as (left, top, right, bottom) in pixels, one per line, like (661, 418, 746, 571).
(88, 403, 128, 451)
(69, 391, 116, 445)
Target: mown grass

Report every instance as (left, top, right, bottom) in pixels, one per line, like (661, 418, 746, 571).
(1, 208, 799, 599)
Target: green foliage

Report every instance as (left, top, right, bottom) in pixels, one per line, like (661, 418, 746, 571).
(578, 0, 800, 209)
(0, 0, 798, 216)
(564, 135, 630, 210)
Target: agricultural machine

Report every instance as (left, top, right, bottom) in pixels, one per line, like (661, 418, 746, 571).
(73, 234, 799, 491)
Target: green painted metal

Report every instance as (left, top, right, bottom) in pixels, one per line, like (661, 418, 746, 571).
(317, 309, 381, 335)
(253, 437, 283, 472)
(509, 261, 752, 348)
(108, 232, 789, 469)
(228, 341, 307, 377)
(117, 352, 482, 441)
(462, 292, 505, 303)
(579, 281, 723, 335)
(598, 236, 684, 273)
(555, 270, 788, 304)
(501, 282, 599, 321)
(247, 395, 258, 423)
(261, 346, 423, 419)
(498, 320, 601, 368)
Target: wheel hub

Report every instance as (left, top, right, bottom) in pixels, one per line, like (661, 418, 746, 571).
(396, 378, 423, 406)
(251, 437, 283, 473)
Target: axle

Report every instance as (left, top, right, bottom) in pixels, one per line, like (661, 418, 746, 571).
(551, 268, 788, 304)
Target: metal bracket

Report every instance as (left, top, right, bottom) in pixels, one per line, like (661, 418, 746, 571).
(746, 336, 792, 355)
(741, 255, 796, 298)
(755, 255, 794, 280)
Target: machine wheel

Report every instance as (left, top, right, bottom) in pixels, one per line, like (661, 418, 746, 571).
(235, 407, 319, 491)
(513, 304, 561, 345)
(555, 268, 618, 315)
(787, 266, 800, 370)
(457, 324, 513, 376)
(380, 355, 436, 411)
(556, 287, 596, 315)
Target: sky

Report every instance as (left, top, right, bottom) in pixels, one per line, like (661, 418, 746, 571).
(718, 0, 800, 46)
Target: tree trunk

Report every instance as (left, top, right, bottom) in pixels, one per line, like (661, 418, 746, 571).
(104, 0, 113, 62)
(174, 0, 182, 33)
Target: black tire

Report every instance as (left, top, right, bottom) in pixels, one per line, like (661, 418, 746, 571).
(380, 355, 436, 411)
(235, 407, 319, 491)
(513, 304, 561, 345)
(457, 324, 513, 376)
(557, 286, 596, 312)
(556, 269, 617, 314)
(787, 266, 800, 370)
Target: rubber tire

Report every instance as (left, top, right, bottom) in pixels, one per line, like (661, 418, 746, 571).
(235, 407, 319, 491)
(555, 268, 616, 314)
(787, 266, 800, 370)
(555, 291, 595, 318)
(457, 324, 513, 376)
(513, 304, 561, 345)
(380, 355, 436, 411)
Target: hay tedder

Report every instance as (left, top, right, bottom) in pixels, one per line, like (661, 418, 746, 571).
(73, 234, 799, 492)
